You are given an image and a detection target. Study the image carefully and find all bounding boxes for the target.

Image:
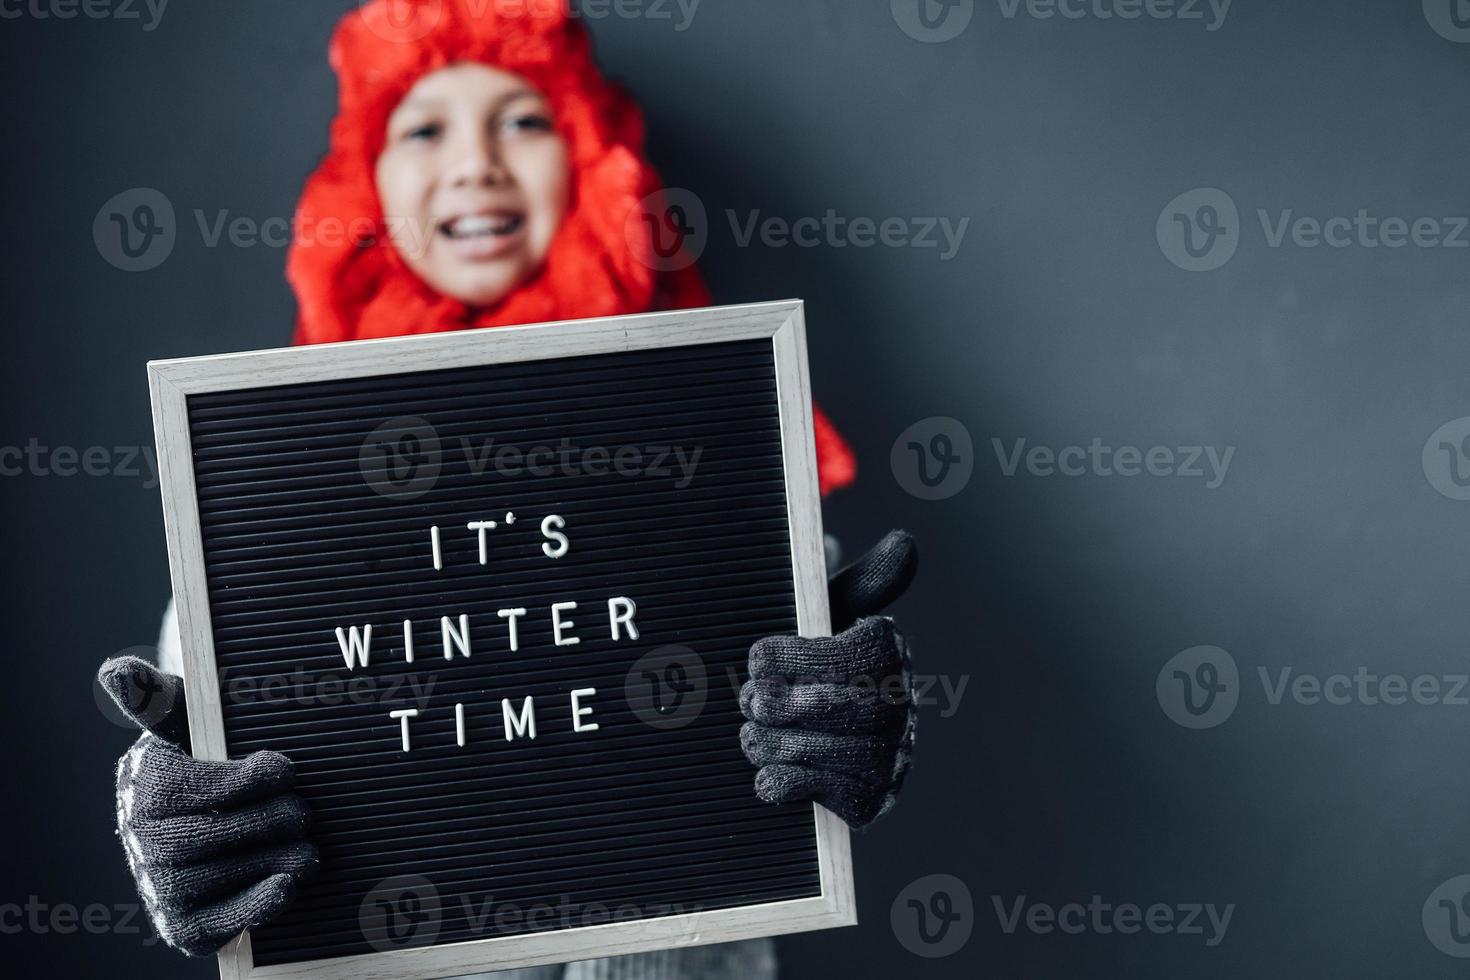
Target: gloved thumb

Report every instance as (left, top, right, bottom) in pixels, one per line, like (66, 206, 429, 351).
(97, 655, 191, 748)
(827, 529, 918, 631)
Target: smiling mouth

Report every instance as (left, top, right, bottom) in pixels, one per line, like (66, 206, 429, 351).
(438, 211, 527, 262)
(440, 212, 524, 240)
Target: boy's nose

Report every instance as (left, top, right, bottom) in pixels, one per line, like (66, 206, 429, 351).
(449, 132, 511, 188)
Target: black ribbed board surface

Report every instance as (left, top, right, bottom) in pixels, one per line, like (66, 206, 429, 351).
(186, 339, 822, 965)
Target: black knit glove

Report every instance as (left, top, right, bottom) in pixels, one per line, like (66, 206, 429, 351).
(97, 656, 317, 956)
(739, 530, 919, 829)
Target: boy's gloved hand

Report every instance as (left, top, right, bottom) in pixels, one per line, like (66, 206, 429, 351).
(97, 656, 316, 956)
(739, 530, 919, 829)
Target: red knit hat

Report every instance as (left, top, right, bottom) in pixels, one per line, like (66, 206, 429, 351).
(287, 0, 855, 494)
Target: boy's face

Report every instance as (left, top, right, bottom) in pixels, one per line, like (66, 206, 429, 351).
(375, 62, 570, 308)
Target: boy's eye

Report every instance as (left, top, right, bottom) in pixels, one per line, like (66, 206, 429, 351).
(503, 113, 553, 134)
(404, 122, 442, 142)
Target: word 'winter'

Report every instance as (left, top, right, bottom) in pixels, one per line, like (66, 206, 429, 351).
(333, 596, 640, 669)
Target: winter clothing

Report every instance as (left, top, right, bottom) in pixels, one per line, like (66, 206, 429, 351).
(740, 531, 919, 828)
(100, 0, 912, 971)
(98, 657, 316, 957)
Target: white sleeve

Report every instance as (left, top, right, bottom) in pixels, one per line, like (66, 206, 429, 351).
(157, 597, 184, 677)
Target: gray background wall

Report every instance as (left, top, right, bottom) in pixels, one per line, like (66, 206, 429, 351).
(1, 0, 1468, 976)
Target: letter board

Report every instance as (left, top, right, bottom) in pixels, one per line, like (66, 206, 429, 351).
(148, 301, 855, 979)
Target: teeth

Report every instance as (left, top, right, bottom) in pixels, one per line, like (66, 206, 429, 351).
(446, 214, 521, 239)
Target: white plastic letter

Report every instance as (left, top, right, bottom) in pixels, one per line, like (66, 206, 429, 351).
(442, 614, 472, 659)
(334, 624, 372, 671)
(552, 601, 580, 647)
(389, 708, 419, 751)
(541, 514, 569, 559)
(571, 688, 599, 733)
(497, 607, 527, 653)
(607, 597, 639, 641)
(502, 696, 538, 741)
(467, 520, 498, 565)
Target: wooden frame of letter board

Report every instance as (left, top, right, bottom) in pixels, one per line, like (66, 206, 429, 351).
(147, 300, 855, 980)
